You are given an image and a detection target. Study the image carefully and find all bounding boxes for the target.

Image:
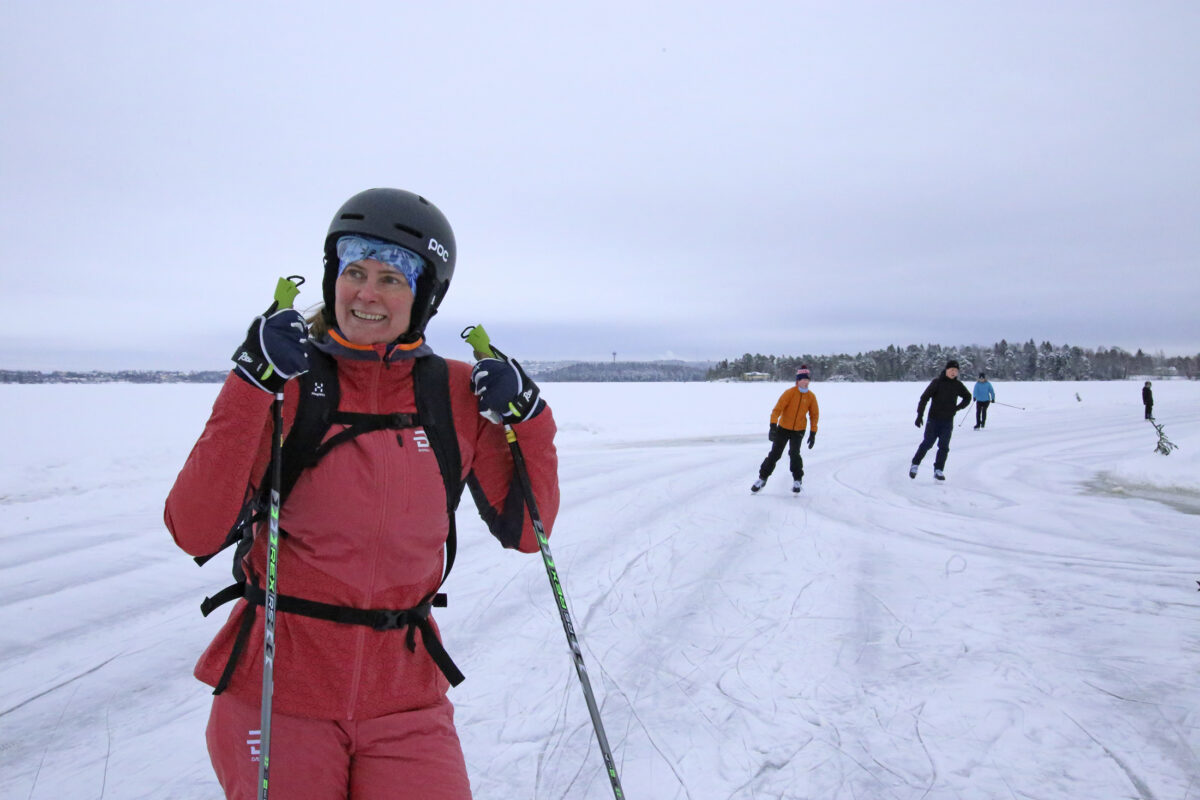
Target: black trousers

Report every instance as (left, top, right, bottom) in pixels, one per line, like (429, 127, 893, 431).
(1145, 404, 1153, 420)
(975, 401, 990, 426)
(912, 417, 954, 470)
(760, 428, 805, 480)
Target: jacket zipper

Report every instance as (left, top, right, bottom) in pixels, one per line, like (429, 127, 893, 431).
(346, 358, 390, 718)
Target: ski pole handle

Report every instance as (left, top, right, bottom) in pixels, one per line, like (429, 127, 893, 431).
(268, 274, 306, 314)
(461, 324, 511, 363)
(461, 324, 492, 358)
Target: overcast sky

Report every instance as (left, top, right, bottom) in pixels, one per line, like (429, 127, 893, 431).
(2, 1, 1198, 370)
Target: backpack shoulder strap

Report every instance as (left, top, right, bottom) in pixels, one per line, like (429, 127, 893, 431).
(193, 343, 338, 570)
(413, 354, 464, 511)
(278, 344, 340, 502)
(413, 354, 464, 587)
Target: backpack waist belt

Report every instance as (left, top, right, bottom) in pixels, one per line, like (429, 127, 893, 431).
(203, 581, 465, 694)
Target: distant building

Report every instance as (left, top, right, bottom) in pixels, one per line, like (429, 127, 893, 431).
(741, 371, 772, 381)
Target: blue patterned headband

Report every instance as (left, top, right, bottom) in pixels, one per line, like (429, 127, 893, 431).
(336, 235, 423, 294)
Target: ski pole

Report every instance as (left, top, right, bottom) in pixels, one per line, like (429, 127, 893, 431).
(461, 324, 626, 800)
(992, 401, 1025, 410)
(258, 275, 304, 800)
(958, 399, 974, 428)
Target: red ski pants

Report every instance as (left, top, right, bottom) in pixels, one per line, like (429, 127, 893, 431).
(206, 692, 472, 799)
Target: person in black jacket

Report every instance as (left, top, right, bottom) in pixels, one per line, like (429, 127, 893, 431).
(1143, 381, 1154, 419)
(909, 360, 972, 481)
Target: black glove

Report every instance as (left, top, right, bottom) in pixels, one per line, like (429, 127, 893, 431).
(471, 357, 545, 424)
(769, 423, 778, 442)
(807, 431, 816, 449)
(232, 305, 309, 394)
(915, 415, 924, 428)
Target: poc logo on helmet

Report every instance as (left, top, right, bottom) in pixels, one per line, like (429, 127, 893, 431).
(428, 239, 451, 263)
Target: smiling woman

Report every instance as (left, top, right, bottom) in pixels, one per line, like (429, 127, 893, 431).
(163, 188, 560, 800)
(333, 258, 416, 345)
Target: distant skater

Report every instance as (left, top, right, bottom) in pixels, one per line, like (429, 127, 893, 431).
(973, 372, 995, 429)
(752, 366, 819, 494)
(909, 360, 971, 481)
(1143, 381, 1154, 420)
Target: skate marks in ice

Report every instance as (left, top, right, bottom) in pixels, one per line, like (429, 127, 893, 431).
(606, 433, 762, 449)
(703, 405, 1200, 797)
(566, 427, 1163, 796)
(1065, 712, 1168, 800)
(534, 434, 1036, 798)
(0, 474, 148, 506)
(2, 673, 216, 800)
(0, 439, 169, 507)
(5, 381, 1198, 799)
(1, 583, 218, 800)
(544, 442, 830, 797)
(0, 517, 170, 606)
(454, 443, 769, 799)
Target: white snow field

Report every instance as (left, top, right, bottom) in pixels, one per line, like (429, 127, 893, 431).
(2, 378, 1198, 800)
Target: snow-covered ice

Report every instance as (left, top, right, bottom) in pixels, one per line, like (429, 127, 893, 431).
(1, 378, 1197, 799)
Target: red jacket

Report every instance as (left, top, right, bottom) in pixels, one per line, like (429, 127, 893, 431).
(165, 343, 559, 721)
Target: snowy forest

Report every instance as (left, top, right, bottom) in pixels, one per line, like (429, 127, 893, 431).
(527, 360, 710, 382)
(707, 340, 1200, 382)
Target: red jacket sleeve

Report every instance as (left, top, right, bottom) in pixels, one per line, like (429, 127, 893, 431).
(164, 372, 298, 557)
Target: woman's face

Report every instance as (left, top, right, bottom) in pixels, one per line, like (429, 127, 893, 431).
(334, 259, 415, 345)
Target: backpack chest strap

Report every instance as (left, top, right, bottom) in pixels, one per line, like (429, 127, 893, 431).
(314, 410, 419, 461)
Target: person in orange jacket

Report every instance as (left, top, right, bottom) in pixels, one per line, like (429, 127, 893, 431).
(751, 365, 819, 494)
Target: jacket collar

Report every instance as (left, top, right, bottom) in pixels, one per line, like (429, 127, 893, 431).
(314, 328, 434, 363)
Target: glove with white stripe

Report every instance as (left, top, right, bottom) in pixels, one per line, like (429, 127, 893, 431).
(470, 357, 544, 425)
(232, 304, 310, 394)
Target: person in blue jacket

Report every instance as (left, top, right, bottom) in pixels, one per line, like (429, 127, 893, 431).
(972, 373, 995, 429)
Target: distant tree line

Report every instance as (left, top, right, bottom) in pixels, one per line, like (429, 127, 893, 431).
(0, 370, 228, 384)
(707, 341, 1200, 382)
(5, 342, 1197, 384)
(531, 361, 710, 382)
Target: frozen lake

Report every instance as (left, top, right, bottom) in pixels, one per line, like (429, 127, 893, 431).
(2, 378, 1198, 799)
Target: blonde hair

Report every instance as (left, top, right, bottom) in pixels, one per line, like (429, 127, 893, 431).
(306, 306, 331, 339)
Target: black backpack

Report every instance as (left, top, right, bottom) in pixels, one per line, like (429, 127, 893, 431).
(196, 346, 467, 692)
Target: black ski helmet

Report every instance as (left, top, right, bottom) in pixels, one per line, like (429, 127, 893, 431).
(322, 188, 456, 343)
